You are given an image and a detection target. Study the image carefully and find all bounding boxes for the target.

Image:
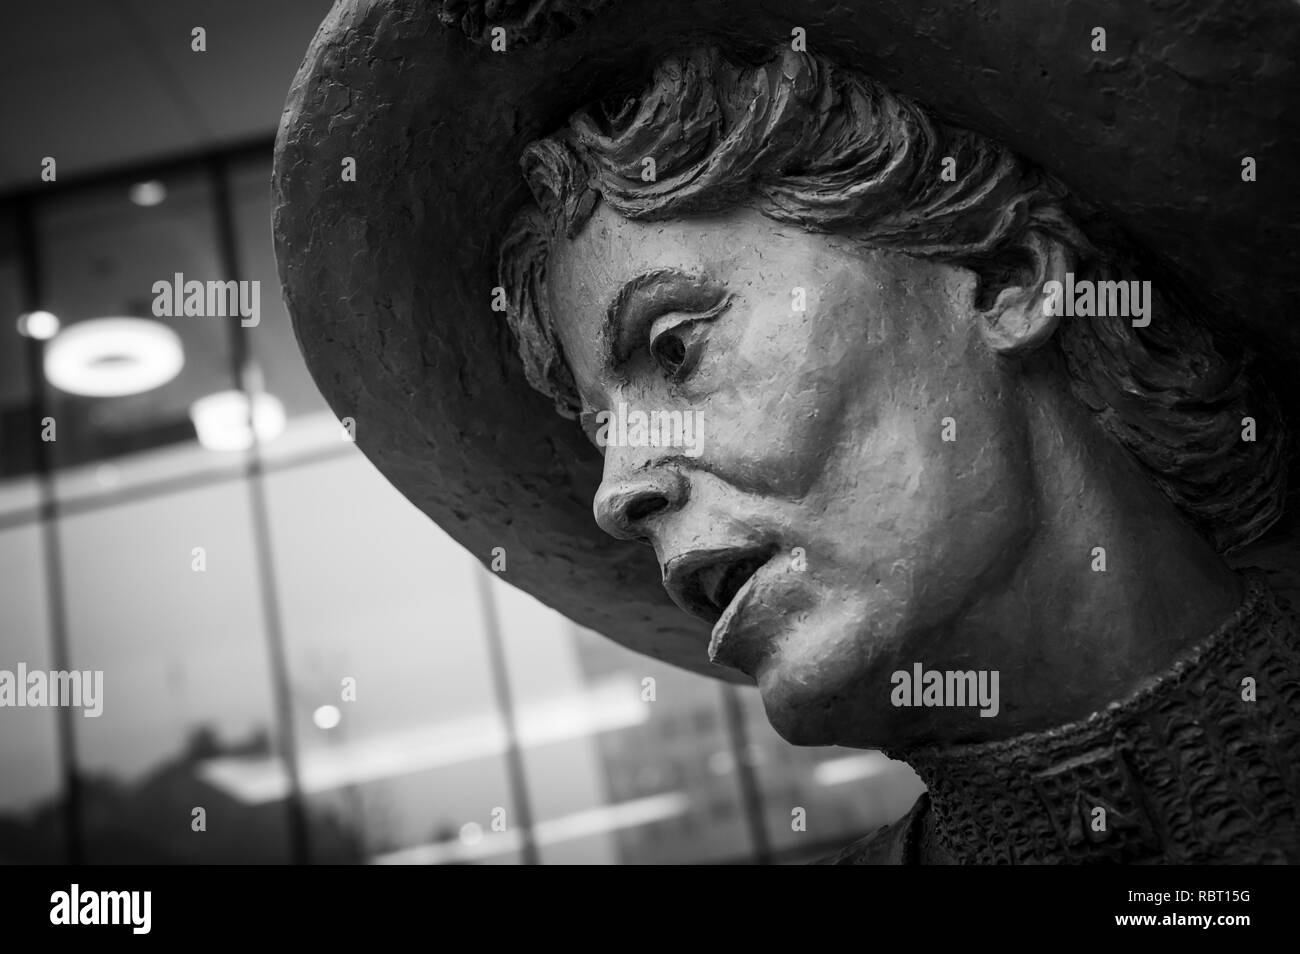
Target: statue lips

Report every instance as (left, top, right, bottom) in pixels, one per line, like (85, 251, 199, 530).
(662, 544, 773, 623)
(659, 543, 778, 675)
(706, 561, 777, 674)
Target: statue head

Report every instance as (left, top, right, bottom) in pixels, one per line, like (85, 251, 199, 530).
(498, 45, 1287, 751)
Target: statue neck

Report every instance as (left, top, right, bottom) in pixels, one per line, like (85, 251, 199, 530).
(957, 353, 1248, 738)
(893, 574, 1300, 863)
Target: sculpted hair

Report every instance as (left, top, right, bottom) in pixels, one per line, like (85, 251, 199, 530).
(498, 45, 1286, 552)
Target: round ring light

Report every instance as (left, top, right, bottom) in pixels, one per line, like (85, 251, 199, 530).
(44, 317, 184, 397)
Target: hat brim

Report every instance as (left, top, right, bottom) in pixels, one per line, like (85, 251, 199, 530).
(273, 0, 1300, 681)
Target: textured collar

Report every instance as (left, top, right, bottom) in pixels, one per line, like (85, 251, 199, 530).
(892, 575, 1300, 864)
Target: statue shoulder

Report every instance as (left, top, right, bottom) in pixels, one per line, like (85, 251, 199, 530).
(813, 793, 939, 865)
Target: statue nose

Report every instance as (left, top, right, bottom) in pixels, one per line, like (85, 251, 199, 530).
(594, 468, 688, 541)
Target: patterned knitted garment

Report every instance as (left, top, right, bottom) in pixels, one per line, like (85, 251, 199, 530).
(822, 574, 1300, 864)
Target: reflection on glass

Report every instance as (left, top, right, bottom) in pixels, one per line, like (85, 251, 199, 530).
(502, 611, 756, 864)
(264, 456, 521, 864)
(59, 482, 291, 863)
(0, 524, 64, 862)
(737, 687, 925, 862)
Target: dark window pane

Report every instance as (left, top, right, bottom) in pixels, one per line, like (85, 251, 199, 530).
(0, 205, 40, 519)
(0, 523, 64, 862)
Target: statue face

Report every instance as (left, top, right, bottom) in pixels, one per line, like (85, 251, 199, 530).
(547, 201, 1042, 749)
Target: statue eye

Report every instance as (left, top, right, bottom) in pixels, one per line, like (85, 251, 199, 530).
(649, 316, 694, 376)
(647, 297, 730, 381)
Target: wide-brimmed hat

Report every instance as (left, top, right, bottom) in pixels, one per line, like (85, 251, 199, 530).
(273, 0, 1300, 681)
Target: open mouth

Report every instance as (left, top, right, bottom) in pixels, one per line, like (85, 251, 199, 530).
(666, 546, 774, 624)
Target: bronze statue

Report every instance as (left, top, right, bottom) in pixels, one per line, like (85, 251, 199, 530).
(273, 0, 1300, 863)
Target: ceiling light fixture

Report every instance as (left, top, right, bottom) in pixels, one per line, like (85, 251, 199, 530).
(128, 180, 167, 207)
(43, 317, 184, 397)
(16, 310, 61, 340)
(189, 389, 287, 452)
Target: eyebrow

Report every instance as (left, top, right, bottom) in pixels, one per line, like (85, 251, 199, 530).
(601, 267, 713, 364)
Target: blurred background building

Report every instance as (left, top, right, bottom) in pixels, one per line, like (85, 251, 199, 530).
(0, 0, 923, 864)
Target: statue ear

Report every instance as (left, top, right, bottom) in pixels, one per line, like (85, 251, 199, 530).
(975, 230, 1073, 355)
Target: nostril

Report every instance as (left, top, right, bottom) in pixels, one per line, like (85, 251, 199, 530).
(625, 493, 669, 524)
(594, 471, 688, 540)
